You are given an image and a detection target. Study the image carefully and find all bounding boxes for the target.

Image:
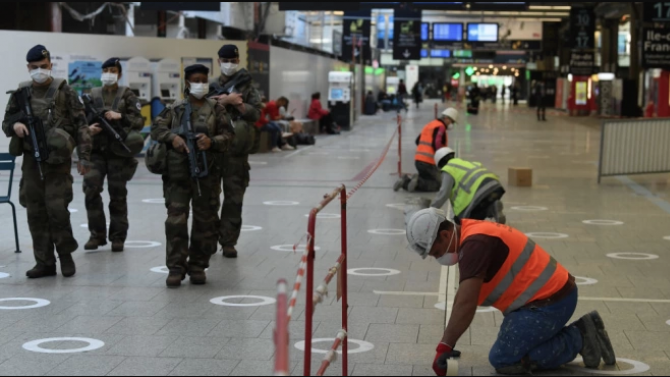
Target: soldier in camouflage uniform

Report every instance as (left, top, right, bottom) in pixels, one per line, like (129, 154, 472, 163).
(2, 45, 92, 279)
(83, 58, 145, 253)
(209, 44, 262, 259)
(151, 64, 234, 288)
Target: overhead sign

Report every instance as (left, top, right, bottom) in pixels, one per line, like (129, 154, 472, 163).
(570, 51, 597, 76)
(570, 6, 595, 50)
(644, 2, 670, 23)
(342, 10, 372, 63)
(279, 3, 360, 11)
(469, 2, 528, 11)
(393, 9, 422, 60)
(140, 2, 220, 11)
(642, 27, 670, 70)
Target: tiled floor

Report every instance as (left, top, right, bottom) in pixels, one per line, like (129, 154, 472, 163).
(0, 100, 669, 376)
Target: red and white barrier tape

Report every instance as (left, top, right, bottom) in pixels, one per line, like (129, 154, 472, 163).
(316, 330, 348, 377)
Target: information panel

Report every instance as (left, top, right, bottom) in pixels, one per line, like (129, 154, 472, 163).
(467, 23, 499, 42)
(433, 23, 463, 42)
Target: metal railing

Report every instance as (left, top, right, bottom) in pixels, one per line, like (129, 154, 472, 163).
(598, 118, 670, 183)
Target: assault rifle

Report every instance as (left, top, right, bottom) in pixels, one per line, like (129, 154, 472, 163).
(6, 88, 49, 180)
(81, 94, 131, 154)
(179, 101, 208, 196)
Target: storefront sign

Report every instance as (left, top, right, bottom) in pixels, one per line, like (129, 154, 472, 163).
(642, 27, 670, 70)
(393, 9, 422, 60)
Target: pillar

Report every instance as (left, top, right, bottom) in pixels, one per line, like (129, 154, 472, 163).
(49, 2, 62, 32)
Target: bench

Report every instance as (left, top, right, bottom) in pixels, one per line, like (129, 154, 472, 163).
(257, 131, 296, 154)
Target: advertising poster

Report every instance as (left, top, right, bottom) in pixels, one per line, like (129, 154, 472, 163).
(68, 57, 103, 94)
(247, 42, 270, 98)
(342, 10, 371, 63)
(393, 9, 422, 61)
(576, 82, 588, 106)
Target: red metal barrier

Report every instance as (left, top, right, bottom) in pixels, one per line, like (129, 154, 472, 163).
(435, 103, 439, 119)
(304, 185, 349, 377)
(397, 114, 402, 178)
(274, 280, 289, 377)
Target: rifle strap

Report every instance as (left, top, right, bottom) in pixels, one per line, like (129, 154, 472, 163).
(112, 87, 129, 111)
(45, 79, 65, 104)
(91, 88, 105, 108)
(91, 86, 128, 111)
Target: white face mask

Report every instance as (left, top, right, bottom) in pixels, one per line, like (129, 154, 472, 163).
(101, 73, 118, 87)
(189, 82, 208, 99)
(436, 221, 459, 267)
(30, 68, 51, 84)
(221, 62, 238, 76)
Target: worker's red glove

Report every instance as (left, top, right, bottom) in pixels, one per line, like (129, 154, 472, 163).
(433, 343, 453, 376)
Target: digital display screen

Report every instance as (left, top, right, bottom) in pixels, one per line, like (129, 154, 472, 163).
(421, 23, 429, 41)
(467, 23, 499, 42)
(330, 88, 344, 101)
(131, 89, 140, 97)
(430, 50, 451, 58)
(433, 23, 463, 42)
(421, 49, 428, 58)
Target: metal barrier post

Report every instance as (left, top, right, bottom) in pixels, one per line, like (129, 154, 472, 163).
(305, 210, 316, 376)
(435, 103, 438, 119)
(274, 280, 289, 377)
(340, 189, 349, 376)
(397, 114, 402, 178)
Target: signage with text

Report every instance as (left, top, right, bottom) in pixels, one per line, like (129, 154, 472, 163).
(393, 9, 423, 60)
(644, 2, 670, 23)
(342, 10, 372, 63)
(570, 51, 597, 76)
(642, 27, 670, 70)
(570, 7, 595, 50)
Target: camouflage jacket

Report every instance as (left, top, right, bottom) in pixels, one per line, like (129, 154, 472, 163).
(88, 86, 145, 152)
(2, 79, 92, 163)
(210, 69, 262, 157)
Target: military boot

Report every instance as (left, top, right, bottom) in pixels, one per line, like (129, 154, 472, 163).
(59, 254, 76, 278)
(85, 237, 107, 251)
(26, 265, 57, 279)
(166, 271, 186, 288)
(575, 314, 603, 369)
(222, 246, 238, 259)
(590, 311, 616, 366)
(189, 269, 207, 285)
(111, 241, 124, 253)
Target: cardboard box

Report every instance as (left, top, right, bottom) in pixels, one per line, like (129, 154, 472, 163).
(509, 168, 533, 187)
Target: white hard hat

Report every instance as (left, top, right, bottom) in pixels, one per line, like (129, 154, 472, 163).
(434, 147, 456, 166)
(406, 208, 447, 259)
(442, 108, 459, 124)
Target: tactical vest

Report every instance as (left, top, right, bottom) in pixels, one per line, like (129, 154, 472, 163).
(443, 158, 499, 217)
(210, 74, 257, 157)
(89, 86, 128, 152)
(18, 78, 66, 129)
(415, 120, 445, 165)
(460, 220, 570, 316)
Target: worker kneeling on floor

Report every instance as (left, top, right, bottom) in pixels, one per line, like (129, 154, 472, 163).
(406, 209, 616, 376)
(431, 148, 506, 224)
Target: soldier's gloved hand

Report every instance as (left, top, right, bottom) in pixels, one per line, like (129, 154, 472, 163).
(89, 124, 103, 136)
(105, 111, 122, 121)
(13, 122, 29, 138)
(172, 135, 190, 154)
(196, 134, 212, 151)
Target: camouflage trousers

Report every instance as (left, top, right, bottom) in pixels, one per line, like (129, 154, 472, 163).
(83, 152, 138, 242)
(19, 154, 77, 267)
(165, 173, 222, 274)
(219, 158, 250, 248)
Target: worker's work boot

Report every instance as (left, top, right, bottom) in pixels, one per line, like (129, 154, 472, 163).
(26, 265, 57, 279)
(222, 246, 238, 259)
(495, 357, 537, 376)
(590, 311, 616, 366)
(408, 175, 419, 193)
(111, 241, 124, 253)
(166, 271, 186, 288)
(59, 254, 76, 278)
(84, 237, 107, 251)
(394, 175, 411, 192)
(189, 269, 207, 285)
(575, 314, 603, 369)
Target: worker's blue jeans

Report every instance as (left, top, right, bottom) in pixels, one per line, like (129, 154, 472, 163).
(489, 288, 583, 371)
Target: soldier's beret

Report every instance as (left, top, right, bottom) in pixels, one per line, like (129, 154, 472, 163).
(102, 58, 122, 72)
(184, 64, 210, 80)
(218, 45, 239, 59)
(27, 45, 50, 63)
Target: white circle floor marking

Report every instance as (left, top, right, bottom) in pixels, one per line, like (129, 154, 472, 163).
(511, 206, 548, 212)
(386, 203, 405, 211)
(125, 241, 162, 249)
(583, 220, 624, 226)
(80, 222, 110, 229)
(23, 338, 105, 354)
(526, 232, 570, 240)
(368, 229, 406, 236)
(304, 213, 341, 219)
(248, 161, 268, 166)
(241, 225, 263, 232)
(664, 236, 670, 241)
(142, 198, 165, 204)
(0, 298, 51, 310)
(338, 156, 360, 160)
(210, 296, 276, 308)
(150, 267, 170, 274)
(263, 201, 300, 206)
(666, 320, 670, 327)
(0, 273, 10, 279)
(271, 245, 322, 252)
(68, 208, 78, 213)
(566, 358, 650, 375)
(295, 339, 375, 355)
(607, 253, 659, 261)
(575, 277, 599, 286)
(434, 302, 498, 314)
(348, 268, 401, 277)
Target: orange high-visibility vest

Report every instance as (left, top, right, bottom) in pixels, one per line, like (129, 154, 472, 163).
(415, 120, 446, 165)
(460, 220, 570, 316)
